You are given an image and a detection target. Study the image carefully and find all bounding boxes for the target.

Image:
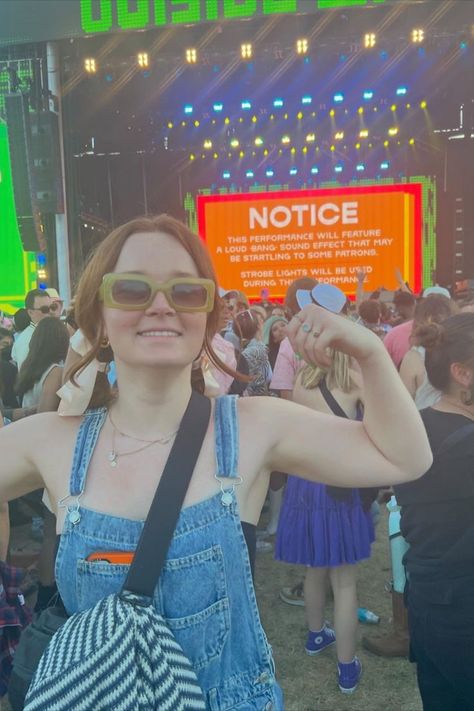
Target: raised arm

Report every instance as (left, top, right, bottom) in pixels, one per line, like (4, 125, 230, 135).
(252, 304, 432, 487)
(0, 415, 48, 502)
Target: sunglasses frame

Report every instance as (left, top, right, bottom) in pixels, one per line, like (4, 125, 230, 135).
(99, 273, 216, 312)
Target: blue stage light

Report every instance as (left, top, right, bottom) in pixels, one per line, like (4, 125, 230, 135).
(266, 168, 274, 177)
(246, 170, 254, 178)
(301, 95, 312, 105)
(273, 98, 284, 108)
(37, 253, 47, 266)
(396, 86, 407, 96)
(335, 164, 343, 173)
(356, 163, 365, 172)
(213, 103, 223, 112)
(289, 167, 298, 175)
(333, 93, 344, 103)
(184, 104, 193, 114)
(363, 90, 374, 100)
(222, 171, 231, 179)
(241, 100, 252, 110)
(380, 161, 390, 170)
(311, 166, 319, 175)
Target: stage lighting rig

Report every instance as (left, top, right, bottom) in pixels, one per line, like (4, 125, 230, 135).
(364, 33, 376, 49)
(186, 48, 197, 64)
(412, 29, 424, 44)
(137, 53, 149, 68)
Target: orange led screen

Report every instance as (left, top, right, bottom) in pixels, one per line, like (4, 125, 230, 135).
(198, 184, 422, 301)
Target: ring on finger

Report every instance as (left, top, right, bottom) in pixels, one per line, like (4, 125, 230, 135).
(302, 323, 312, 333)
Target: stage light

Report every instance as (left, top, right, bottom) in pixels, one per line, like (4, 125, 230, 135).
(239, 150, 245, 158)
(412, 28, 424, 43)
(391, 104, 397, 112)
(335, 131, 344, 140)
(396, 86, 407, 96)
(284, 113, 289, 120)
(420, 100, 427, 109)
(213, 152, 219, 159)
(269, 114, 275, 120)
(380, 161, 389, 169)
(335, 164, 343, 173)
(359, 129, 369, 138)
(241, 100, 252, 110)
(186, 48, 197, 64)
(296, 38, 308, 55)
(203, 139, 213, 149)
(302, 146, 308, 154)
(295, 111, 302, 121)
(306, 133, 316, 143)
(254, 136, 263, 146)
(241, 43, 252, 59)
(409, 138, 415, 145)
(311, 166, 319, 175)
(137, 52, 149, 68)
(358, 107, 364, 115)
(246, 170, 254, 178)
(333, 93, 344, 103)
(364, 33, 376, 49)
(290, 147, 296, 154)
(273, 98, 284, 108)
(266, 168, 274, 177)
(363, 90, 374, 100)
(302, 95, 312, 105)
(384, 140, 389, 147)
(213, 103, 223, 112)
(281, 135, 291, 144)
(194, 120, 200, 127)
(230, 138, 240, 148)
(290, 167, 298, 175)
(189, 154, 195, 161)
(329, 109, 335, 117)
(330, 145, 335, 152)
(251, 115, 257, 123)
(167, 122, 173, 129)
(355, 142, 361, 149)
(406, 103, 411, 109)
(84, 58, 96, 73)
(222, 171, 231, 179)
(388, 127, 398, 136)
(184, 104, 193, 114)
(263, 149, 269, 157)
(224, 117, 230, 124)
(239, 117, 244, 122)
(356, 163, 365, 172)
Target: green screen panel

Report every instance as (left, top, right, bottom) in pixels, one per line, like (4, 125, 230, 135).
(0, 121, 37, 314)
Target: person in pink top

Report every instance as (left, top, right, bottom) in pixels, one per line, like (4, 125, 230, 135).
(383, 319, 414, 369)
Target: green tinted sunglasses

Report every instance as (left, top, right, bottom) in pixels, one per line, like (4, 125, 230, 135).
(99, 273, 216, 312)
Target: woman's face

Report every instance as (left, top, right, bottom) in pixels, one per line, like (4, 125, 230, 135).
(102, 231, 207, 370)
(271, 320, 287, 344)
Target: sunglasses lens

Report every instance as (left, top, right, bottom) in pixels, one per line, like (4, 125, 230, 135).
(50, 302, 59, 311)
(111, 279, 151, 306)
(171, 283, 208, 309)
(40, 306, 51, 314)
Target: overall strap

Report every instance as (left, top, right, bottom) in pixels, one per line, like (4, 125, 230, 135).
(214, 395, 240, 480)
(69, 408, 108, 496)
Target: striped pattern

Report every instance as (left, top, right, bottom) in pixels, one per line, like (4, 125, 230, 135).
(24, 592, 206, 710)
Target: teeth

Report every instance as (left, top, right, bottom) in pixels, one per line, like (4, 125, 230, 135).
(139, 331, 179, 337)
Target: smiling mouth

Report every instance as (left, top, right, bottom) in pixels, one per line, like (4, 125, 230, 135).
(138, 330, 182, 337)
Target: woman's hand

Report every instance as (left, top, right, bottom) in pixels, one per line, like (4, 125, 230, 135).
(287, 304, 382, 367)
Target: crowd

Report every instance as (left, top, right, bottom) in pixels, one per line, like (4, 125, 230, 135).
(0, 215, 472, 710)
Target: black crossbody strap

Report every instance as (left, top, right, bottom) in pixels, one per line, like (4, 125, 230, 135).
(319, 377, 348, 419)
(122, 391, 211, 597)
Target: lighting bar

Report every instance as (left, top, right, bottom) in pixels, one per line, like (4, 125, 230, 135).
(222, 171, 231, 179)
(266, 168, 274, 177)
(245, 169, 254, 178)
(290, 167, 298, 175)
(241, 100, 252, 110)
(388, 127, 399, 136)
(186, 48, 197, 64)
(84, 58, 97, 73)
(363, 90, 374, 100)
(380, 161, 390, 170)
(184, 104, 193, 114)
(335, 164, 343, 173)
(241, 43, 252, 59)
(296, 38, 308, 55)
(364, 33, 376, 48)
(333, 93, 344, 103)
(412, 28, 424, 43)
(137, 52, 149, 68)
(356, 163, 365, 172)
(213, 103, 223, 112)
(311, 166, 319, 175)
(273, 98, 284, 108)
(301, 95, 312, 105)
(396, 86, 407, 96)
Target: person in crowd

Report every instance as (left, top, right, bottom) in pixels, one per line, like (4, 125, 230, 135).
(13, 308, 31, 336)
(45, 288, 65, 318)
(220, 289, 249, 351)
(233, 310, 272, 397)
(16, 317, 69, 412)
(0, 327, 18, 410)
(271, 306, 287, 319)
(395, 313, 474, 711)
(11, 289, 53, 370)
(262, 315, 288, 371)
(0, 215, 431, 708)
(400, 294, 458, 407)
(358, 300, 386, 340)
(383, 291, 417, 369)
(275, 284, 374, 694)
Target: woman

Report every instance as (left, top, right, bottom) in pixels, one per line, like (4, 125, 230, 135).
(399, 295, 458, 408)
(276, 309, 373, 694)
(16, 317, 69, 412)
(0, 215, 431, 709)
(263, 316, 288, 371)
(396, 313, 474, 711)
(233, 309, 272, 397)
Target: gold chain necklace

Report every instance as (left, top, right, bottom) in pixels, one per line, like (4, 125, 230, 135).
(107, 412, 178, 468)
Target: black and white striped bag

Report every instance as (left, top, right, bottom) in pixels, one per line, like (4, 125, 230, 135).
(24, 393, 210, 711)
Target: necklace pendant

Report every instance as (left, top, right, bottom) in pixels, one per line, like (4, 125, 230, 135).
(108, 451, 118, 467)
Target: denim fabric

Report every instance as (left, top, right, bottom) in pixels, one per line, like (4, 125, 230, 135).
(56, 396, 283, 710)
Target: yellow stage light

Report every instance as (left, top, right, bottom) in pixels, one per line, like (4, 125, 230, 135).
(186, 48, 197, 64)
(364, 33, 376, 49)
(412, 28, 424, 43)
(84, 58, 96, 73)
(241, 43, 252, 59)
(296, 38, 308, 55)
(137, 53, 149, 68)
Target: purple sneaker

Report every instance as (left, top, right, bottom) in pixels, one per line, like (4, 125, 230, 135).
(338, 656, 362, 693)
(305, 624, 336, 655)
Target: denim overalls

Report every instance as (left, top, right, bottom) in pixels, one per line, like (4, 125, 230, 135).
(55, 395, 283, 710)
